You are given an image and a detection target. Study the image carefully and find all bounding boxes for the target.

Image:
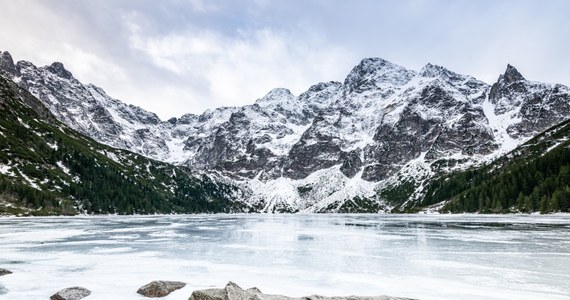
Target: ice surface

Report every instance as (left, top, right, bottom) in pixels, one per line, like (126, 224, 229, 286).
(0, 215, 569, 300)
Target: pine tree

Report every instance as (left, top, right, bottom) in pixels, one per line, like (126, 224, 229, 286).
(540, 195, 549, 214)
(549, 191, 560, 212)
(516, 192, 525, 212)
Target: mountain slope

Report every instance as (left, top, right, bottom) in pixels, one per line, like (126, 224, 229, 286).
(0, 74, 245, 216)
(2, 50, 570, 213)
(415, 118, 570, 213)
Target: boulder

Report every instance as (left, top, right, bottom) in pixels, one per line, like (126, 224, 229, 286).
(189, 282, 268, 300)
(0, 268, 12, 276)
(189, 287, 228, 300)
(50, 287, 91, 300)
(188, 282, 416, 300)
(137, 280, 186, 298)
(225, 281, 276, 300)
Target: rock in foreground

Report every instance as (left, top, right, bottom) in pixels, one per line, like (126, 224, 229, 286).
(189, 282, 416, 300)
(137, 280, 187, 297)
(50, 287, 91, 300)
(0, 268, 12, 276)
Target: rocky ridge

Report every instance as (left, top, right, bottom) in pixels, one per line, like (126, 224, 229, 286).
(1, 51, 569, 212)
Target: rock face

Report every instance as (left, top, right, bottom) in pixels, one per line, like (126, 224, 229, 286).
(189, 282, 416, 300)
(137, 280, 186, 297)
(50, 287, 91, 300)
(0, 51, 167, 160)
(2, 50, 570, 212)
(0, 268, 12, 276)
(489, 64, 570, 138)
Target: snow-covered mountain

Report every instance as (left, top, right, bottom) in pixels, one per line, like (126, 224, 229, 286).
(1, 51, 569, 212)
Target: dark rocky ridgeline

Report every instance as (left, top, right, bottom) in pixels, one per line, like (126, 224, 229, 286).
(50, 287, 91, 300)
(137, 280, 186, 297)
(189, 282, 417, 300)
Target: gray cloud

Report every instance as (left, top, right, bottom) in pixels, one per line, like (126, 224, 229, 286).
(0, 0, 568, 119)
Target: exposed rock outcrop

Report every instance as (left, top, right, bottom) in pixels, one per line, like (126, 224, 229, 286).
(0, 268, 12, 276)
(137, 280, 186, 297)
(189, 282, 416, 300)
(50, 287, 91, 300)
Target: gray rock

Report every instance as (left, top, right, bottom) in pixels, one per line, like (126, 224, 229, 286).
(189, 282, 275, 300)
(46, 62, 74, 80)
(340, 149, 363, 178)
(50, 287, 91, 300)
(189, 282, 415, 300)
(344, 57, 416, 95)
(0, 51, 18, 77)
(0, 268, 12, 276)
(137, 280, 186, 298)
(189, 287, 227, 300)
(489, 64, 570, 139)
(225, 281, 267, 300)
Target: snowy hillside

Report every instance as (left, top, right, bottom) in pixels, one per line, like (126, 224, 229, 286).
(1, 50, 569, 212)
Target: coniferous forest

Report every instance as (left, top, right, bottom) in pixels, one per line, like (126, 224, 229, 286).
(418, 119, 570, 213)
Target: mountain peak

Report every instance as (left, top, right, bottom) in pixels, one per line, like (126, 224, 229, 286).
(1, 51, 13, 63)
(266, 87, 293, 97)
(503, 64, 525, 83)
(46, 62, 73, 80)
(256, 88, 294, 105)
(419, 63, 447, 77)
(344, 57, 416, 92)
(0, 51, 18, 76)
(419, 63, 473, 84)
(359, 57, 391, 66)
(352, 57, 399, 73)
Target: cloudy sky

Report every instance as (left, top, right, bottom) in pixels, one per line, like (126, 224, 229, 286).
(1, 0, 569, 119)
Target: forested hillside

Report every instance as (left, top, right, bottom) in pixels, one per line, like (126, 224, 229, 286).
(416, 119, 570, 213)
(0, 75, 246, 215)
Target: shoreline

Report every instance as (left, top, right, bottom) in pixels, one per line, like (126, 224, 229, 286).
(2, 211, 566, 218)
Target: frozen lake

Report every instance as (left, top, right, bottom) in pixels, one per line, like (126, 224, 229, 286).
(0, 214, 569, 300)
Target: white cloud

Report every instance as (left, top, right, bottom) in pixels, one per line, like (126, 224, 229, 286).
(1, 0, 569, 120)
(127, 17, 354, 113)
(183, 0, 220, 12)
(52, 44, 130, 87)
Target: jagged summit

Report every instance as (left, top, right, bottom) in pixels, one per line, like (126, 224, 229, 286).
(255, 88, 294, 105)
(0, 51, 18, 76)
(419, 63, 464, 81)
(344, 57, 416, 94)
(489, 64, 529, 104)
(419, 63, 443, 76)
(355, 57, 395, 69)
(0, 50, 12, 60)
(46, 62, 73, 80)
(503, 64, 525, 83)
(1, 51, 74, 80)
